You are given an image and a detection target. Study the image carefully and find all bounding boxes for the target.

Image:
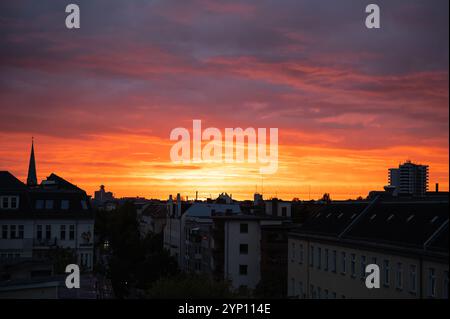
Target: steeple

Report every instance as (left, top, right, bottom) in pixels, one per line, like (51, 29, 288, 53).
(27, 137, 37, 186)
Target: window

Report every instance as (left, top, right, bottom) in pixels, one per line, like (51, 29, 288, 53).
(299, 244, 304, 264)
(298, 281, 304, 298)
(310, 285, 316, 299)
(396, 263, 403, 290)
(282, 207, 287, 217)
(60, 225, 66, 240)
(409, 265, 417, 293)
(291, 278, 295, 296)
(332, 292, 337, 299)
(351, 254, 356, 277)
(383, 260, 390, 286)
(360, 255, 366, 279)
(240, 244, 248, 255)
(35, 200, 44, 209)
(69, 225, 75, 240)
(10, 197, 18, 209)
(239, 264, 248, 275)
(45, 225, 51, 240)
(0, 196, 19, 209)
(37, 225, 42, 240)
(10, 225, 16, 239)
(240, 223, 248, 234)
(309, 246, 314, 267)
(61, 200, 69, 210)
(1, 225, 7, 239)
(18, 225, 24, 239)
(45, 200, 54, 210)
(81, 200, 88, 210)
(1, 197, 8, 208)
(324, 249, 329, 271)
(317, 247, 321, 269)
(324, 289, 329, 299)
(291, 242, 295, 260)
(428, 268, 436, 297)
(332, 250, 337, 273)
(317, 287, 321, 299)
(341, 252, 346, 274)
(444, 271, 448, 299)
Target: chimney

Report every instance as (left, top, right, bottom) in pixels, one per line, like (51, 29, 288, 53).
(435, 183, 439, 192)
(176, 193, 181, 217)
(168, 194, 173, 216)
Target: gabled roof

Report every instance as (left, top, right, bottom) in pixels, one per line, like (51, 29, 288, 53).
(44, 173, 84, 192)
(0, 171, 27, 190)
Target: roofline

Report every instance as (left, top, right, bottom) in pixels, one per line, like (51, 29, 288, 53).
(288, 231, 448, 262)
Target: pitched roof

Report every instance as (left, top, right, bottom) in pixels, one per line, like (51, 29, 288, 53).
(291, 197, 449, 257)
(0, 171, 27, 190)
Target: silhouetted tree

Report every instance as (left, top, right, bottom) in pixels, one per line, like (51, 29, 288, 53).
(146, 274, 235, 299)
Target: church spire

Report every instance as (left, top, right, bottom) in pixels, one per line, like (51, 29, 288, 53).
(27, 137, 37, 186)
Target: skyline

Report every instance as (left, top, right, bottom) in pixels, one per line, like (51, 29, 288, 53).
(0, 0, 449, 200)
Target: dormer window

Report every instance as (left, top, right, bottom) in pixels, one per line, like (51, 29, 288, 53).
(45, 200, 54, 210)
(35, 200, 44, 209)
(61, 200, 69, 210)
(0, 196, 20, 209)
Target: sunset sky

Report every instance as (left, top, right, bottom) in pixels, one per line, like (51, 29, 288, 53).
(0, 0, 448, 200)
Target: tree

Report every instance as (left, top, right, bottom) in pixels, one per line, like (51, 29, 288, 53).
(146, 274, 235, 299)
(320, 193, 332, 203)
(47, 247, 77, 274)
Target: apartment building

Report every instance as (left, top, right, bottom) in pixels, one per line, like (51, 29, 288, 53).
(287, 193, 448, 299)
(212, 215, 291, 294)
(0, 142, 95, 281)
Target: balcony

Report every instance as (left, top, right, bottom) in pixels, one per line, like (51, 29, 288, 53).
(33, 238, 57, 248)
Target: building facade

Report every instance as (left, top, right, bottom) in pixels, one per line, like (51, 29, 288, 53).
(287, 194, 448, 299)
(388, 161, 429, 196)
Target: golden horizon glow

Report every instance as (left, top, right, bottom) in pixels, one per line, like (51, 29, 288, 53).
(1, 132, 447, 201)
